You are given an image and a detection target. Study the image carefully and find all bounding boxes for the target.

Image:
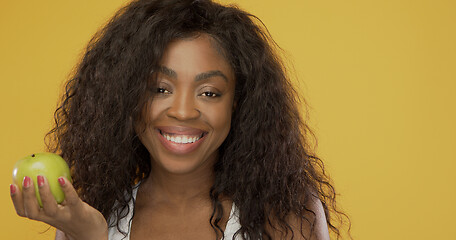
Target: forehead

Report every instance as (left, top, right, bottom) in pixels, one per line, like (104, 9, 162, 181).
(159, 34, 234, 81)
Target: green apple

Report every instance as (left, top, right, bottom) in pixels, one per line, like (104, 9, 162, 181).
(12, 153, 72, 207)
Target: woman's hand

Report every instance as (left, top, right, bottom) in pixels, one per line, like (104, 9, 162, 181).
(10, 176, 108, 240)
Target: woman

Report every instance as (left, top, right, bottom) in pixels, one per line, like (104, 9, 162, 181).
(10, 0, 347, 239)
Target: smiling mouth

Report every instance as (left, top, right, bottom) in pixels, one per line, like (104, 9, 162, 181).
(158, 130, 206, 144)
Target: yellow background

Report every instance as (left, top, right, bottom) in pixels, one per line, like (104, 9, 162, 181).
(1, 0, 455, 239)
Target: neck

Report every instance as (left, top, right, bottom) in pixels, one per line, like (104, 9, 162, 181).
(141, 155, 216, 206)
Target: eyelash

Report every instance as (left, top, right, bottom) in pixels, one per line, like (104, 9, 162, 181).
(156, 87, 171, 94)
(155, 88, 221, 98)
(200, 91, 220, 98)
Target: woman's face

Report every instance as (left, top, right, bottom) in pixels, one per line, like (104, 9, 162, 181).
(137, 34, 236, 175)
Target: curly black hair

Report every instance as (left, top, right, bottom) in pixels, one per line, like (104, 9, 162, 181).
(45, 0, 350, 239)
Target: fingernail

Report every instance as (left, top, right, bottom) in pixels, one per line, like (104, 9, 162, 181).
(23, 176, 31, 188)
(58, 177, 65, 187)
(10, 184, 16, 195)
(37, 175, 44, 187)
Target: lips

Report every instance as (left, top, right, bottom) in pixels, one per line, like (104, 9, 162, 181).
(156, 126, 208, 155)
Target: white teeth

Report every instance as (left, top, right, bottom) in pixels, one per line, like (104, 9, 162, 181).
(161, 132, 202, 144)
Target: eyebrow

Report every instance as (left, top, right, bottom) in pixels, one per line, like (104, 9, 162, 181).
(158, 66, 228, 82)
(158, 66, 177, 79)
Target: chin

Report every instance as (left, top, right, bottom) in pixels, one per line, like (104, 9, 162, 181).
(153, 155, 212, 175)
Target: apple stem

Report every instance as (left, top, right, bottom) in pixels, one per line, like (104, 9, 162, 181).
(31, 154, 35, 157)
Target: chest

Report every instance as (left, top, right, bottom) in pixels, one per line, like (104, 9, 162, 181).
(130, 203, 228, 240)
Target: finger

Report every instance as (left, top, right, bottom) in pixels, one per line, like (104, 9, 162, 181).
(10, 183, 26, 217)
(22, 176, 41, 220)
(58, 177, 82, 209)
(37, 175, 59, 218)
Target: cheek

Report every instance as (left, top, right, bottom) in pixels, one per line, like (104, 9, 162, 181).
(149, 99, 167, 120)
(135, 101, 162, 146)
(206, 103, 233, 137)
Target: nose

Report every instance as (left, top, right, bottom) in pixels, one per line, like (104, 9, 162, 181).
(166, 91, 201, 121)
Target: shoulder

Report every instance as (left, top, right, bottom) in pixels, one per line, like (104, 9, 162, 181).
(266, 197, 330, 240)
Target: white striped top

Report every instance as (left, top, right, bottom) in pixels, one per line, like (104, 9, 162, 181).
(108, 186, 242, 240)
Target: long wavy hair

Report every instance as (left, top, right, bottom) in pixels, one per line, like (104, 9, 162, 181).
(45, 0, 350, 239)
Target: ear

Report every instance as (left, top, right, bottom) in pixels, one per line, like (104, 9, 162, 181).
(132, 116, 140, 135)
(232, 99, 237, 113)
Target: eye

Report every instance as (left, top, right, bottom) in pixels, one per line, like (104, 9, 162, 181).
(156, 87, 171, 94)
(201, 91, 220, 98)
